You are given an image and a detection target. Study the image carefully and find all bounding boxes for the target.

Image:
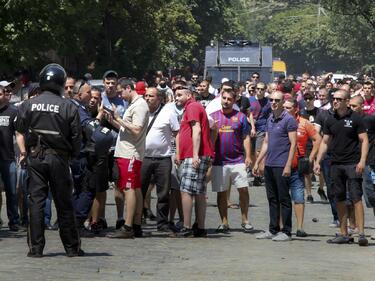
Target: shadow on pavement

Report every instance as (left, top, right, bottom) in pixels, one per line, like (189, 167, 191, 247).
(0, 230, 27, 239)
(44, 252, 112, 257)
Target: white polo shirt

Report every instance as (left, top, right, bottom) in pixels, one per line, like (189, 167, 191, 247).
(144, 104, 180, 157)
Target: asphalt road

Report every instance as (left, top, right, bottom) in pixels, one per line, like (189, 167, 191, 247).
(1, 181, 375, 281)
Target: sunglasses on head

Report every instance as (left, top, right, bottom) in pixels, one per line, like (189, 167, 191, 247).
(173, 86, 188, 92)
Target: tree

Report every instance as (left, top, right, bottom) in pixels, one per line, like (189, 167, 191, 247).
(0, 0, 242, 78)
(321, 0, 375, 30)
(237, 0, 375, 74)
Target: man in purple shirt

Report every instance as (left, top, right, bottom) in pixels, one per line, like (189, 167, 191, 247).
(253, 91, 298, 241)
(210, 88, 252, 233)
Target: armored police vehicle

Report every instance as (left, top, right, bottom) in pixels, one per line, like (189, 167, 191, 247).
(204, 40, 273, 87)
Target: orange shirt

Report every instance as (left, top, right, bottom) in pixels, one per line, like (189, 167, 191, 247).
(292, 116, 317, 169)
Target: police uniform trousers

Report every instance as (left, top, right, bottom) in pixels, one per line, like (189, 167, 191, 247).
(72, 153, 109, 225)
(27, 153, 80, 253)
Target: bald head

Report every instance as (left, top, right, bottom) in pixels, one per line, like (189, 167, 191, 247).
(271, 91, 284, 100)
(349, 95, 364, 113)
(335, 89, 350, 100)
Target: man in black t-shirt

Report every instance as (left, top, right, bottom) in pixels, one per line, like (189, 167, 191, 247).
(299, 91, 327, 203)
(0, 86, 21, 231)
(196, 80, 215, 108)
(234, 82, 251, 115)
(349, 96, 375, 238)
(314, 106, 339, 226)
(314, 90, 369, 246)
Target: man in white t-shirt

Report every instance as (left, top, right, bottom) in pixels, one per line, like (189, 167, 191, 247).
(108, 79, 149, 239)
(141, 87, 180, 233)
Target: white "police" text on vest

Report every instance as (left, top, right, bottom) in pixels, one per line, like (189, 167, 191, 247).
(31, 104, 60, 113)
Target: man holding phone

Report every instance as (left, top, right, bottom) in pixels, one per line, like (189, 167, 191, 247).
(100, 70, 128, 229)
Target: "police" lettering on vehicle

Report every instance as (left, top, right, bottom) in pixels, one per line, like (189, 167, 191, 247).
(31, 103, 60, 113)
(227, 57, 250, 63)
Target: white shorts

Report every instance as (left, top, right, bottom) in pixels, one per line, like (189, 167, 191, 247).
(211, 163, 248, 192)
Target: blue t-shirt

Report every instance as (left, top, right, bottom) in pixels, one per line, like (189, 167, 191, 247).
(265, 110, 298, 167)
(101, 92, 128, 148)
(249, 96, 271, 132)
(101, 93, 128, 118)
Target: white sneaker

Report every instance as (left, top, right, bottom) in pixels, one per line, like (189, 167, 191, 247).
(347, 227, 359, 236)
(329, 220, 340, 228)
(83, 220, 91, 230)
(256, 230, 275, 239)
(241, 222, 254, 232)
(272, 232, 292, 242)
(371, 234, 375, 240)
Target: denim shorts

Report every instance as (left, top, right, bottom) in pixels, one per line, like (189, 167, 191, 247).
(289, 170, 305, 203)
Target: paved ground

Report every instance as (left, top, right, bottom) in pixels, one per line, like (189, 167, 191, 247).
(1, 181, 375, 281)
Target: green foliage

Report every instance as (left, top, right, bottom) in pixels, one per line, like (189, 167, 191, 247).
(237, 0, 375, 74)
(0, 0, 241, 78)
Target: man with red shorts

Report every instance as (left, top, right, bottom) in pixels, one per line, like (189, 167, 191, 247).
(108, 78, 149, 238)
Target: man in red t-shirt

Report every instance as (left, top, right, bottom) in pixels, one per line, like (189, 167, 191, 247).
(174, 84, 214, 237)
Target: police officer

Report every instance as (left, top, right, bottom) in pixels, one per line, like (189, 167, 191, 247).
(16, 64, 83, 257)
(70, 80, 113, 236)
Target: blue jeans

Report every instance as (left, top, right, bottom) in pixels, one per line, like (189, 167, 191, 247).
(289, 170, 305, 204)
(321, 156, 338, 221)
(363, 165, 375, 208)
(0, 160, 19, 225)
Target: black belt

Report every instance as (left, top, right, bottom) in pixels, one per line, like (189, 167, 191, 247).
(144, 156, 170, 161)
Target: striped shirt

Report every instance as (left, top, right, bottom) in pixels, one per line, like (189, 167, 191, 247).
(210, 109, 249, 166)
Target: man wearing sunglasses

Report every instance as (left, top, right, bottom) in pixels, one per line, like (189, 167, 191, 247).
(299, 91, 328, 203)
(250, 72, 260, 83)
(314, 90, 369, 246)
(253, 91, 298, 241)
(249, 82, 271, 186)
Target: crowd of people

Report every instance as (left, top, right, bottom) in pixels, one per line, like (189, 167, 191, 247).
(0, 65, 374, 257)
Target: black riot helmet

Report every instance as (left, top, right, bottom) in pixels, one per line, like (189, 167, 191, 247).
(39, 63, 67, 95)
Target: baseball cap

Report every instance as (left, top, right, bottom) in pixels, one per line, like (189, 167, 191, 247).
(102, 70, 118, 80)
(135, 81, 146, 95)
(0, 80, 15, 88)
(221, 77, 229, 83)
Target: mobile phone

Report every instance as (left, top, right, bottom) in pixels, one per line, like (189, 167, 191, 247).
(103, 107, 114, 116)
